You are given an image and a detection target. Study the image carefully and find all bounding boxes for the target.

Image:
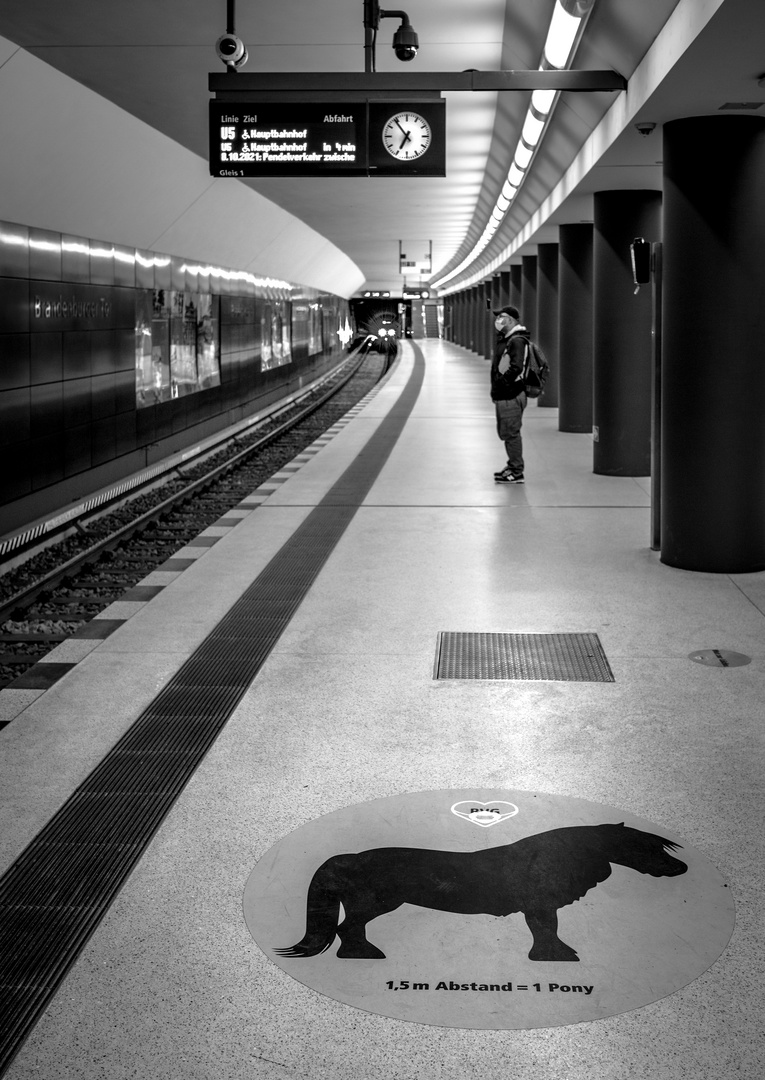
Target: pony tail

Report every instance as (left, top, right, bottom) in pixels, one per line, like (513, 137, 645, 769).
(273, 857, 343, 958)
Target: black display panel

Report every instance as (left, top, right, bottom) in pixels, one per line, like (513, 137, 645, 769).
(209, 100, 445, 177)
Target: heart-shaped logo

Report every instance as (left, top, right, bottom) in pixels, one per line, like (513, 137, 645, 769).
(451, 800, 519, 827)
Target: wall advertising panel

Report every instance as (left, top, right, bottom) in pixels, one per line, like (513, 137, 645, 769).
(261, 300, 291, 371)
(135, 290, 221, 406)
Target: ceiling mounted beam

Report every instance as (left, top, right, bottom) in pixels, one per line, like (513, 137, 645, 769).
(209, 70, 627, 94)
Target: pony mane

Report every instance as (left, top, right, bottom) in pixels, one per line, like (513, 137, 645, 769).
(600, 822, 683, 852)
(661, 838, 683, 852)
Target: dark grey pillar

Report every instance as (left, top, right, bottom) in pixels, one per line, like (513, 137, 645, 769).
(521, 255, 537, 338)
(558, 223, 593, 433)
(499, 270, 511, 307)
(458, 290, 467, 346)
(476, 284, 485, 357)
(482, 280, 493, 358)
(661, 116, 765, 571)
(536, 243, 559, 407)
(470, 286, 481, 353)
(509, 264, 522, 310)
(491, 274, 502, 313)
(593, 190, 661, 475)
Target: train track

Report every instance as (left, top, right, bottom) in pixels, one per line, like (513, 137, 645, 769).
(0, 345, 393, 689)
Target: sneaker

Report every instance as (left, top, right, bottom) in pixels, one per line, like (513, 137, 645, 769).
(495, 472, 524, 484)
(493, 465, 513, 479)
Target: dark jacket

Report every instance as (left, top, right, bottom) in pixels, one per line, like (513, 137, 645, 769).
(490, 325, 530, 401)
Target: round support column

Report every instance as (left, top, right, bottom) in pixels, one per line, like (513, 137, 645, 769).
(593, 190, 661, 475)
(458, 290, 468, 347)
(499, 270, 511, 308)
(536, 243, 559, 407)
(661, 116, 765, 571)
(482, 280, 493, 359)
(509, 264, 522, 310)
(469, 286, 480, 352)
(491, 274, 502, 315)
(558, 223, 593, 433)
(521, 255, 537, 338)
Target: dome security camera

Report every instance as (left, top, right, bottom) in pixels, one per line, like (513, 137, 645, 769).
(216, 33, 248, 69)
(635, 121, 657, 137)
(392, 20, 419, 62)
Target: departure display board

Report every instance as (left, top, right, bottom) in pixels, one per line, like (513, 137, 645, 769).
(209, 100, 446, 177)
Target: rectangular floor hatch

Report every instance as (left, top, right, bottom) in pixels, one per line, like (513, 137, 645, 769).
(434, 632, 615, 682)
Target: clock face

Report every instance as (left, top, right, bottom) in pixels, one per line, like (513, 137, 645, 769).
(382, 111, 432, 161)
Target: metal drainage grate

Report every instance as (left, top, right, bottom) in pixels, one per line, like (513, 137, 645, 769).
(434, 632, 615, 682)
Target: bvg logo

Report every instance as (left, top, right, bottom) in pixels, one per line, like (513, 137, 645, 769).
(451, 800, 519, 827)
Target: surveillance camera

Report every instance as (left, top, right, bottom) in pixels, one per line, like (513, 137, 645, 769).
(215, 34, 247, 69)
(635, 122, 657, 137)
(392, 22, 419, 62)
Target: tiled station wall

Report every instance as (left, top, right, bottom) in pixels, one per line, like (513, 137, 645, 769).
(0, 221, 349, 531)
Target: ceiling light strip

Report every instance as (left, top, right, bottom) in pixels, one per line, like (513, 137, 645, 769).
(432, 0, 596, 291)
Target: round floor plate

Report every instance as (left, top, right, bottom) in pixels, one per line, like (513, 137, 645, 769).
(689, 648, 751, 667)
(243, 789, 734, 1029)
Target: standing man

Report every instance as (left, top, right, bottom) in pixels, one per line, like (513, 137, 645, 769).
(491, 305, 530, 484)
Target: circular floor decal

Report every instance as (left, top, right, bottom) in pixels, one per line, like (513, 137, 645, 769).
(243, 790, 734, 1029)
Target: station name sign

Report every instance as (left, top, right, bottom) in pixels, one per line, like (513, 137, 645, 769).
(29, 282, 134, 331)
(209, 100, 445, 178)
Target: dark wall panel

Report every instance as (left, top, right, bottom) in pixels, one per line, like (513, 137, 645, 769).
(63, 377, 91, 429)
(30, 382, 64, 437)
(0, 335, 31, 389)
(91, 330, 118, 376)
(0, 279, 29, 333)
(63, 332, 92, 379)
(31, 433, 65, 489)
(91, 373, 117, 420)
(64, 425, 92, 477)
(114, 412, 137, 457)
(91, 417, 116, 466)
(0, 387, 31, 446)
(30, 333, 63, 385)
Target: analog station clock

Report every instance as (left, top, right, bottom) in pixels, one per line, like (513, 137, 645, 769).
(382, 111, 432, 161)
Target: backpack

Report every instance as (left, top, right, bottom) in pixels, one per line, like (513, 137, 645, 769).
(522, 340, 550, 398)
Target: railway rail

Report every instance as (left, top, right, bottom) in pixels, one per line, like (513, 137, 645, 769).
(0, 344, 393, 689)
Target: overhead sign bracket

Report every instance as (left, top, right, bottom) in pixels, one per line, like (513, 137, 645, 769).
(209, 69, 627, 96)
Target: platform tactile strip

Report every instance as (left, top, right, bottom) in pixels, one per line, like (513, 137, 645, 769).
(0, 347, 425, 1076)
(434, 632, 615, 682)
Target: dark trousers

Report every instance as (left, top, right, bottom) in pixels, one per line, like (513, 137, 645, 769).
(495, 394, 526, 475)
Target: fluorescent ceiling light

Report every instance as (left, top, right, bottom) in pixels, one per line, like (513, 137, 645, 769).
(501, 179, 519, 201)
(521, 111, 546, 147)
(514, 142, 534, 169)
(531, 88, 557, 115)
(507, 162, 526, 187)
(544, 1, 581, 68)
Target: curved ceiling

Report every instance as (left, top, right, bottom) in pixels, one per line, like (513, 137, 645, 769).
(1, 0, 763, 295)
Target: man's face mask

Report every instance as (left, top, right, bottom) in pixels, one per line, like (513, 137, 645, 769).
(495, 316, 507, 332)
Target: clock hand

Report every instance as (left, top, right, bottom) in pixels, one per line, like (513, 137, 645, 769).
(400, 130, 411, 148)
(394, 117, 408, 135)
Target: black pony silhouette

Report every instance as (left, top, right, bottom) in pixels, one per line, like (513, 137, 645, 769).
(275, 823, 686, 962)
